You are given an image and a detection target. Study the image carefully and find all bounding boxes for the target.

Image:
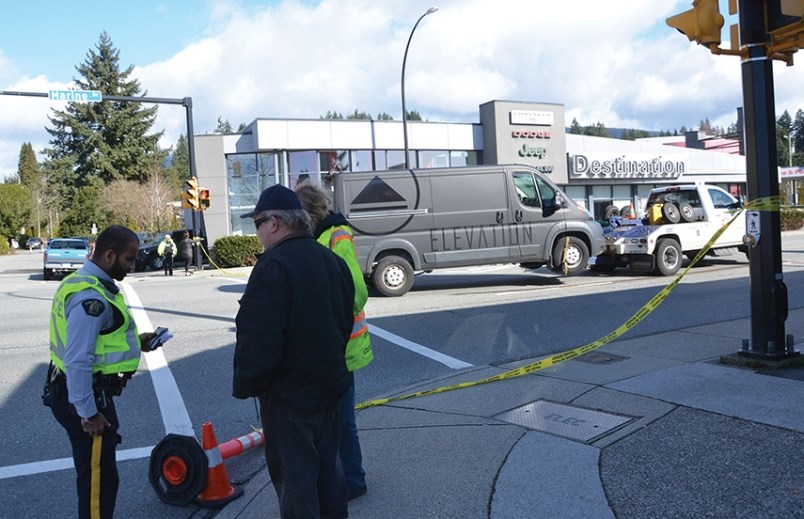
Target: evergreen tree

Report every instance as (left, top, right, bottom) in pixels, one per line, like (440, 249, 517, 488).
(60, 185, 104, 237)
(569, 118, 582, 134)
(0, 184, 32, 240)
(792, 109, 804, 155)
(44, 31, 164, 188)
(376, 112, 394, 121)
(321, 111, 344, 120)
(17, 142, 46, 238)
(18, 143, 41, 188)
(777, 110, 793, 167)
(582, 122, 610, 138)
(406, 110, 422, 121)
(215, 117, 233, 134)
(346, 110, 372, 120)
(171, 135, 191, 180)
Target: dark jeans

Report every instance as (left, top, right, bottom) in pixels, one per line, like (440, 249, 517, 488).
(260, 397, 347, 519)
(50, 379, 120, 519)
(182, 254, 192, 272)
(163, 253, 173, 275)
(338, 374, 366, 490)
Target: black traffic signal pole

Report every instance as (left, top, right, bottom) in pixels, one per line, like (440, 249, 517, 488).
(0, 90, 203, 270)
(737, 1, 795, 360)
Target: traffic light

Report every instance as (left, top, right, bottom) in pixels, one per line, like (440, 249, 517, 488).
(666, 0, 725, 46)
(199, 188, 211, 211)
(181, 176, 200, 210)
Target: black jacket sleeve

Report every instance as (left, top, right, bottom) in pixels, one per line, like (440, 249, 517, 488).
(232, 258, 290, 399)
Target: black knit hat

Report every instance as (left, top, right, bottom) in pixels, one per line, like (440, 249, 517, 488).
(240, 185, 302, 218)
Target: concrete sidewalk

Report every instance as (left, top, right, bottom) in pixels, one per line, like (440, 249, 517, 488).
(213, 308, 804, 519)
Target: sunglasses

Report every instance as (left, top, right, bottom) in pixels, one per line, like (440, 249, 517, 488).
(254, 216, 271, 230)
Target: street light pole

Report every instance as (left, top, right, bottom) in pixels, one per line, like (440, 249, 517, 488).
(401, 7, 438, 170)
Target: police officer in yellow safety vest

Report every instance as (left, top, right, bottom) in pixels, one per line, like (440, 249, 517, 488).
(294, 182, 374, 500)
(44, 225, 158, 519)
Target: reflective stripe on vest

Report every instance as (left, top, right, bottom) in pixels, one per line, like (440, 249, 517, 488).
(351, 310, 368, 339)
(50, 273, 140, 375)
(329, 228, 353, 249)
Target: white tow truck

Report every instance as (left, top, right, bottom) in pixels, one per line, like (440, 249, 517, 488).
(593, 184, 748, 275)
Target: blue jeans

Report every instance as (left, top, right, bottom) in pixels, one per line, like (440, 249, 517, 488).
(338, 374, 366, 490)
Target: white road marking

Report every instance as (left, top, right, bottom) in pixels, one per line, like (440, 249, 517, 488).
(222, 277, 472, 369)
(369, 325, 473, 369)
(121, 282, 195, 438)
(0, 447, 154, 479)
(1, 282, 194, 479)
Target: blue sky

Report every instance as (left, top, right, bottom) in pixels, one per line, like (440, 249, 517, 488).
(0, 0, 800, 180)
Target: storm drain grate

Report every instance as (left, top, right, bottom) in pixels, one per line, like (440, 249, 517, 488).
(495, 400, 634, 443)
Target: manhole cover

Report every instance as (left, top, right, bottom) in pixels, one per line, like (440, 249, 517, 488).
(575, 351, 628, 365)
(495, 400, 634, 443)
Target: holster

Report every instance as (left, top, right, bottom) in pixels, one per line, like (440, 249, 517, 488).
(41, 362, 63, 408)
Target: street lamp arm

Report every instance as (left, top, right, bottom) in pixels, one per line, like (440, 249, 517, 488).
(401, 7, 438, 170)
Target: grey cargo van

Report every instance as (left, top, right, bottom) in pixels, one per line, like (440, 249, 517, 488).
(333, 165, 604, 296)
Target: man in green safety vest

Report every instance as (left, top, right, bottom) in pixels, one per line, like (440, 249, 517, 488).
(43, 225, 158, 519)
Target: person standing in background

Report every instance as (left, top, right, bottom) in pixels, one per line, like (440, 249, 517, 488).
(295, 181, 374, 500)
(179, 231, 194, 276)
(157, 234, 176, 276)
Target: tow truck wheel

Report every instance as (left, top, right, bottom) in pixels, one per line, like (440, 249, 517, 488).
(653, 238, 682, 276)
(372, 255, 414, 297)
(661, 203, 681, 224)
(678, 202, 696, 222)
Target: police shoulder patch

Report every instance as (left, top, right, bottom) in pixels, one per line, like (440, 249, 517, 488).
(82, 299, 105, 317)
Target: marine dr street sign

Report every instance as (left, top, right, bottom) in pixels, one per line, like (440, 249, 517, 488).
(48, 89, 102, 102)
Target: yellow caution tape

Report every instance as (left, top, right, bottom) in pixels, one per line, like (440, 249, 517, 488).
(199, 242, 249, 277)
(355, 196, 780, 411)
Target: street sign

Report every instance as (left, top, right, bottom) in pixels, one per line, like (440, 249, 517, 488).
(48, 89, 102, 102)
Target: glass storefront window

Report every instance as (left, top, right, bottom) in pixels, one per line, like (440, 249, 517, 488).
(351, 150, 373, 171)
(450, 151, 468, 167)
(564, 186, 587, 208)
(320, 150, 350, 173)
(387, 150, 407, 170)
(228, 152, 278, 235)
(373, 151, 387, 170)
(289, 150, 317, 173)
(418, 150, 449, 169)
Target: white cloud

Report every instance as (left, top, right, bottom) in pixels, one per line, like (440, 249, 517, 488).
(2, 0, 804, 180)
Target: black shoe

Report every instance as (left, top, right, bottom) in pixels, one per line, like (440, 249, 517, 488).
(347, 486, 367, 501)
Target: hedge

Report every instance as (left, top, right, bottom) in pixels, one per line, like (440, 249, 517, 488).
(213, 235, 264, 268)
(781, 207, 804, 231)
(0, 236, 9, 255)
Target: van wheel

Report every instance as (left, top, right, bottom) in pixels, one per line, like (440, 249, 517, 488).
(43, 268, 53, 281)
(550, 237, 589, 276)
(373, 256, 414, 297)
(653, 238, 682, 276)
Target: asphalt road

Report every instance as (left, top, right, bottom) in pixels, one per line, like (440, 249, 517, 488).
(0, 230, 802, 518)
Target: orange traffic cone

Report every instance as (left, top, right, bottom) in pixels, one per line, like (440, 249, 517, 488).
(196, 422, 244, 509)
(627, 201, 636, 219)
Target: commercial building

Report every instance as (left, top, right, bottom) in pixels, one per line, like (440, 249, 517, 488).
(193, 100, 746, 245)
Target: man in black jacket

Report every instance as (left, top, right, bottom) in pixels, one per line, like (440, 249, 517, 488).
(233, 185, 355, 519)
